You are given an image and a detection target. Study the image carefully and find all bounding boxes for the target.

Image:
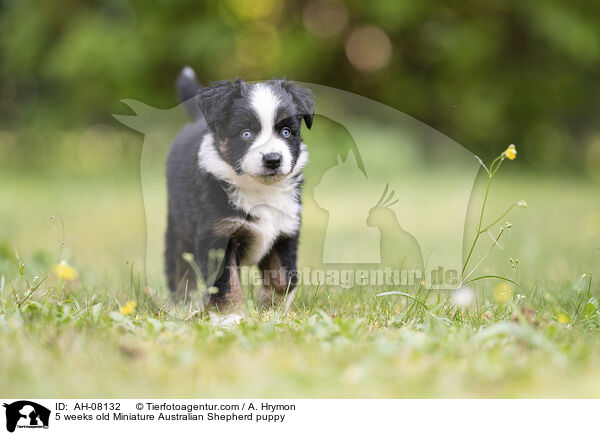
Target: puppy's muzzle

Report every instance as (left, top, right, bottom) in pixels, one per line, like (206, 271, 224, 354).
(263, 152, 282, 170)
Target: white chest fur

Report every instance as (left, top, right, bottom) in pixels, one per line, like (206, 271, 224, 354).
(198, 133, 306, 265)
(229, 182, 301, 265)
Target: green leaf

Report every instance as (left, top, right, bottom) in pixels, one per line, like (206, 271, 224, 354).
(583, 297, 598, 318)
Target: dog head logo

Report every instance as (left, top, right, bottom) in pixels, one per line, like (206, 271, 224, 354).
(3, 401, 50, 432)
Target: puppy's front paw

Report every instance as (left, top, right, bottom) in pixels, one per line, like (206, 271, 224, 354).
(257, 286, 296, 311)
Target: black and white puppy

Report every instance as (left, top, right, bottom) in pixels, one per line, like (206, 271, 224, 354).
(165, 67, 313, 311)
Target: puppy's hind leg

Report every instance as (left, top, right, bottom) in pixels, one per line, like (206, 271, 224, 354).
(166, 213, 197, 301)
(165, 213, 178, 294)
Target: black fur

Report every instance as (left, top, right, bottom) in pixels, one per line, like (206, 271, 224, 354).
(176, 66, 202, 120)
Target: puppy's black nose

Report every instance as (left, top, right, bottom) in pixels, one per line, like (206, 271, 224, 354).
(263, 152, 282, 170)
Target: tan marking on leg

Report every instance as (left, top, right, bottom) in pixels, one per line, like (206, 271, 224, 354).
(212, 217, 248, 237)
(226, 253, 243, 308)
(260, 251, 288, 294)
(258, 250, 296, 310)
(258, 286, 296, 310)
(206, 240, 243, 313)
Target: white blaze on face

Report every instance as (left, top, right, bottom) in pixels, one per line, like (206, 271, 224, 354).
(241, 84, 293, 178)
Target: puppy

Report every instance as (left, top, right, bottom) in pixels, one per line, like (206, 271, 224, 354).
(165, 67, 313, 311)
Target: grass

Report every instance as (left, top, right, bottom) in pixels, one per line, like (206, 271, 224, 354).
(1, 163, 599, 398)
(2, 275, 600, 398)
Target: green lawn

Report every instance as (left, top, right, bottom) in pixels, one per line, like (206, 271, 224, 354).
(1, 167, 599, 397)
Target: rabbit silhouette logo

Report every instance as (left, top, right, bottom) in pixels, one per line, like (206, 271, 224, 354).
(3, 401, 50, 433)
(314, 152, 424, 271)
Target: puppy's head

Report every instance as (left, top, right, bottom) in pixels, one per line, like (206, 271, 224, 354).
(198, 79, 313, 183)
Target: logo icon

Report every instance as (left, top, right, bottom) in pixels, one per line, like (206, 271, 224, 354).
(3, 401, 50, 433)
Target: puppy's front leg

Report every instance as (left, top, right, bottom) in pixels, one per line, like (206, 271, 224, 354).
(205, 242, 243, 312)
(258, 236, 299, 310)
(195, 230, 244, 312)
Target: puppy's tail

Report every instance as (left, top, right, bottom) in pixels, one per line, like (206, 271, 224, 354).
(176, 66, 202, 120)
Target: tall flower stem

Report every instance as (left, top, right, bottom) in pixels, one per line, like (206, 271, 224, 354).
(461, 155, 505, 279)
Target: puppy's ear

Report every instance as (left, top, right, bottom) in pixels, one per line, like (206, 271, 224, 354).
(281, 81, 314, 129)
(198, 79, 247, 134)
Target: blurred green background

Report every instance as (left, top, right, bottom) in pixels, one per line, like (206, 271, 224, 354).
(2, 0, 600, 176)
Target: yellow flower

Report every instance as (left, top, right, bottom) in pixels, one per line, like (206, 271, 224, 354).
(119, 300, 137, 316)
(557, 313, 569, 324)
(493, 282, 513, 303)
(503, 144, 517, 160)
(53, 261, 79, 281)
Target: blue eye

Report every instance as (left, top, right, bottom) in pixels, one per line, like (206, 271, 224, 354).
(281, 127, 292, 138)
(240, 129, 253, 140)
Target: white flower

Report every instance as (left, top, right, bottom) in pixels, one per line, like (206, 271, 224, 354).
(451, 286, 475, 308)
